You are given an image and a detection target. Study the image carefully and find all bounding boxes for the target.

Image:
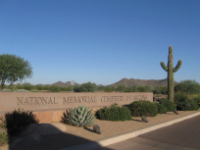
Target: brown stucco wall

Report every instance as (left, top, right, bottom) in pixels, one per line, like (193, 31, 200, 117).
(0, 92, 153, 123)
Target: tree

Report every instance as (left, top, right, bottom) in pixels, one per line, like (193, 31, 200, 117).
(74, 82, 97, 92)
(174, 80, 200, 95)
(116, 85, 126, 92)
(0, 54, 32, 90)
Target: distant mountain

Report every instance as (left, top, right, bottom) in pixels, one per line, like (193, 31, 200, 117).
(51, 81, 79, 87)
(109, 78, 179, 87)
(34, 78, 178, 87)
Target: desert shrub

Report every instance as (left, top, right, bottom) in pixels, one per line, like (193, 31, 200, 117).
(174, 92, 189, 104)
(80, 82, 97, 92)
(6, 84, 15, 90)
(159, 99, 176, 112)
(0, 115, 8, 146)
(97, 85, 105, 91)
(16, 83, 23, 89)
(153, 86, 168, 94)
(96, 103, 132, 121)
(130, 86, 138, 92)
(62, 106, 95, 127)
(2, 85, 8, 89)
(5, 109, 39, 135)
(175, 80, 200, 95)
(124, 87, 132, 92)
(35, 85, 49, 90)
(13, 89, 30, 92)
(103, 86, 116, 92)
(22, 83, 34, 91)
(155, 103, 167, 114)
(48, 85, 61, 92)
(143, 86, 153, 92)
(0, 130, 8, 146)
(128, 100, 157, 117)
(73, 85, 80, 92)
(43, 85, 50, 90)
(191, 96, 200, 106)
(137, 86, 146, 92)
(0, 116, 6, 129)
(153, 87, 162, 94)
(61, 86, 72, 91)
(35, 85, 44, 90)
(160, 86, 168, 94)
(0, 89, 12, 92)
(116, 85, 126, 92)
(74, 82, 97, 92)
(177, 100, 199, 111)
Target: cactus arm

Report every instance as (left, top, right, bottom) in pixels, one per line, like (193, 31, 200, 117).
(173, 60, 182, 72)
(160, 62, 168, 71)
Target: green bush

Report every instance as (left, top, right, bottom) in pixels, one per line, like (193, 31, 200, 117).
(74, 82, 97, 92)
(191, 96, 200, 106)
(35, 85, 44, 90)
(0, 116, 6, 129)
(0, 131, 8, 146)
(6, 84, 15, 90)
(155, 103, 167, 114)
(174, 92, 189, 104)
(177, 100, 199, 111)
(16, 83, 23, 89)
(35, 84, 49, 90)
(43, 85, 50, 90)
(143, 86, 153, 92)
(159, 99, 176, 112)
(49, 85, 61, 92)
(61, 86, 72, 91)
(5, 109, 39, 135)
(62, 106, 95, 127)
(124, 87, 132, 92)
(116, 85, 126, 92)
(97, 85, 105, 91)
(0, 89, 12, 92)
(22, 83, 34, 91)
(175, 80, 200, 95)
(160, 86, 168, 94)
(103, 86, 116, 92)
(13, 89, 30, 92)
(137, 86, 146, 92)
(73, 85, 80, 92)
(153, 87, 162, 94)
(96, 103, 132, 121)
(131, 86, 138, 92)
(128, 100, 157, 117)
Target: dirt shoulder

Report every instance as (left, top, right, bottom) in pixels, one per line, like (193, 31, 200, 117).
(62, 110, 199, 142)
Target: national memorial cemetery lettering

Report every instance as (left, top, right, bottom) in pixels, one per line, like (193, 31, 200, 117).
(0, 92, 153, 113)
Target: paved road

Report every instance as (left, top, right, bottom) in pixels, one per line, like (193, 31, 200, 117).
(95, 114, 200, 150)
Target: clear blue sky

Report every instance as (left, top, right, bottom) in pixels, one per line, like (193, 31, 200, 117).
(1, 0, 200, 85)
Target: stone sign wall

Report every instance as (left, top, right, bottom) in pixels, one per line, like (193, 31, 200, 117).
(0, 92, 153, 113)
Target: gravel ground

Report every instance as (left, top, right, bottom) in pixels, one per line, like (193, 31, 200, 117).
(61, 110, 199, 141)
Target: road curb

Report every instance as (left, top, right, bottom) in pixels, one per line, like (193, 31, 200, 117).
(61, 111, 200, 150)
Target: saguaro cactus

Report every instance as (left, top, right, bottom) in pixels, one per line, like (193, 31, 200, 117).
(161, 46, 182, 102)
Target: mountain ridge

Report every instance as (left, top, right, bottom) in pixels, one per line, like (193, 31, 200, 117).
(110, 78, 178, 87)
(47, 78, 178, 87)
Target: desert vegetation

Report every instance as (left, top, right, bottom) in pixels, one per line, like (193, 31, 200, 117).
(1, 80, 199, 96)
(61, 106, 96, 127)
(96, 103, 132, 121)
